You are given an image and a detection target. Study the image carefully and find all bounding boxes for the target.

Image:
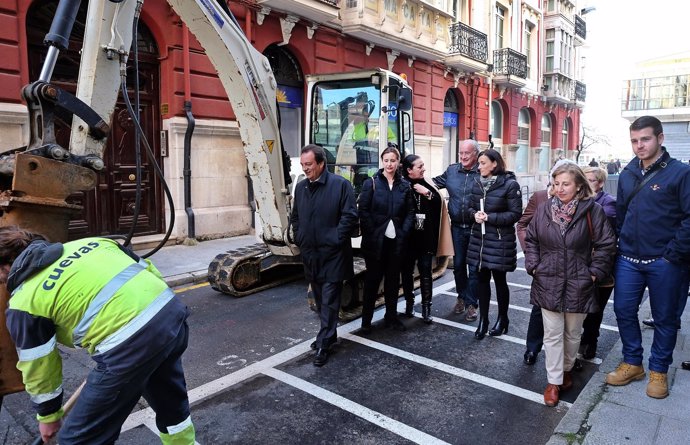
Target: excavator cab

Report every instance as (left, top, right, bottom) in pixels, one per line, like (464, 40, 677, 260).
(305, 69, 414, 196)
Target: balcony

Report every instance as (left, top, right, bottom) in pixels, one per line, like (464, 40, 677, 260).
(574, 14, 586, 46)
(445, 22, 488, 73)
(575, 80, 586, 103)
(256, 0, 339, 25)
(493, 48, 527, 89)
(543, 73, 577, 105)
(339, 0, 452, 62)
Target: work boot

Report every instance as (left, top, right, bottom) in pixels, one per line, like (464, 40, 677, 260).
(646, 371, 669, 399)
(606, 362, 646, 386)
(454, 299, 466, 315)
(465, 305, 478, 322)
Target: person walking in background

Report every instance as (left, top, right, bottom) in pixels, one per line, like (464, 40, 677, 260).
(525, 162, 616, 407)
(359, 144, 415, 332)
(467, 149, 522, 339)
(400, 154, 454, 323)
(517, 188, 550, 365)
(606, 116, 690, 399)
(2, 227, 196, 445)
(581, 166, 617, 360)
(433, 139, 480, 321)
(290, 144, 359, 367)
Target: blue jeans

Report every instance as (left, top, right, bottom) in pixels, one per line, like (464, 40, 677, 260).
(613, 257, 690, 373)
(451, 224, 478, 307)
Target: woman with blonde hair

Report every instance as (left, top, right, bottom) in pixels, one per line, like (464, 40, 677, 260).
(525, 162, 616, 407)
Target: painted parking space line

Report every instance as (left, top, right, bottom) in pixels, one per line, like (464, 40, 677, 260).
(344, 332, 572, 408)
(438, 289, 619, 333)
(263, 368, 452, 445)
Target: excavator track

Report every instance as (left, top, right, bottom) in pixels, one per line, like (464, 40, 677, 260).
(208, 243, 304, 297)
(209, 245, 450, 323)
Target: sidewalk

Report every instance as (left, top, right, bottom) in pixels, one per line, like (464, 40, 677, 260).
(141, 236, 690, 444)
(548, 297, 690, 445)
(135, 235, 259, 288)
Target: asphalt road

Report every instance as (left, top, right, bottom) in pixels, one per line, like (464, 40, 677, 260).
(0, 253, 620, 444)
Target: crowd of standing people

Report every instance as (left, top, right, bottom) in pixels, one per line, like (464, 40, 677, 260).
(290, 115, 690, 408)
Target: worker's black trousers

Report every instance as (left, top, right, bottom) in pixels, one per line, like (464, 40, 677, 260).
(59, 319, 192, 444)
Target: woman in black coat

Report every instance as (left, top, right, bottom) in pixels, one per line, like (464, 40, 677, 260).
(400, 154, 452, 323)
(358, 145, 415, 332)
(467, 149, 522, 339)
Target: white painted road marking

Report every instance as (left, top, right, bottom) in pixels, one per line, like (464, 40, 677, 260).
(263, 368, 452, 445)
(122, 276, 585, 439)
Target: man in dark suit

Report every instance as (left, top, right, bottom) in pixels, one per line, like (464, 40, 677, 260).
(290, 144, 358, 366)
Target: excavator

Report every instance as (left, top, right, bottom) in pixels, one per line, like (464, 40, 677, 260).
(0, 0, 448, 399)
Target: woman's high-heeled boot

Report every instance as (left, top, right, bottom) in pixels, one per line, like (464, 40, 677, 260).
(475, 290, 490, 339)
(489, 292, 510, 336)
(404, 294, 415, 317)
(420, 276, 433, 324)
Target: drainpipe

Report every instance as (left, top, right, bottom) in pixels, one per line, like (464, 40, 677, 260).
(182, 24, 197, 245)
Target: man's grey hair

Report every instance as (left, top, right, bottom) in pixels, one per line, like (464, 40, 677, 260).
(462, 139, 480, 154)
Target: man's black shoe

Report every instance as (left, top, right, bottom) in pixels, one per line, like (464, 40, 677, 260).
(642, 318, 655, 328)
(313, 348, 329, 367)
(524, 350, 537, 365)
(682, 361, 690, 371)
(310, 341, 317, 350)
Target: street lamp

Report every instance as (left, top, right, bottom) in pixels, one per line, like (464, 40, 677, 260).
(581, 6, 596, 15)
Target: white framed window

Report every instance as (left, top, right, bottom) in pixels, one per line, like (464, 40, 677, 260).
(561, 119, 570, 150)
(495, 5, 506, 49)
(545, 29, 555, 72)
(539, 114, 552, 172)
(524, 22, 534, 78)
(516, 108, 530, 173)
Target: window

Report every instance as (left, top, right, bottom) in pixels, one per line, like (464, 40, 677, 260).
(561, 119, 569, 150)
(547, 0, 555, 12)
(539, 114, 552, 172)
(524, 23, 533, 78)
(560, 31, 573, 75)
(495, 5, 506, 49)
(491, 101, 503, 139)
(545, 29, 555, 72)
(516, 108, 530, 173)
(346, 0, 357, 7)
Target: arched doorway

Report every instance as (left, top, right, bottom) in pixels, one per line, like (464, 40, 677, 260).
(26, 0, 163, 239)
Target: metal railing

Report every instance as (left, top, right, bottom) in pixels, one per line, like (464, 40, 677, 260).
(448, 22, 488, 63)
(317, 0, 339, 6)
(493, 48, 527, 78)
(575, 15, 586, 39)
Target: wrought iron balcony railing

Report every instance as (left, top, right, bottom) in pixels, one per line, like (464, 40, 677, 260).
(493, 48, 527, 78)
(575, 15, 586, 39)
(575, 81, 586, 102)
(448, 22, 488, 63)
(318, 0, 338, 6)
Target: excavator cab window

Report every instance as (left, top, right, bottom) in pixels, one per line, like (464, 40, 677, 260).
(310, 79, 400, 196)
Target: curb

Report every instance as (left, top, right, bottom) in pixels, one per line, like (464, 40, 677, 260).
(164, 269, 209, 288)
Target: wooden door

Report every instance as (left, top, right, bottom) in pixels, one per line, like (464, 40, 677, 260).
(26, 1, 163, 239)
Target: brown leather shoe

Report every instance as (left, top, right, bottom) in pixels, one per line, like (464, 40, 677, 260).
(560, 371, 573, 391)
(544, 384, 560, 407)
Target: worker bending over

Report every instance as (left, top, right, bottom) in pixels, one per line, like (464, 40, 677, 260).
(0, 226, 194, 445)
